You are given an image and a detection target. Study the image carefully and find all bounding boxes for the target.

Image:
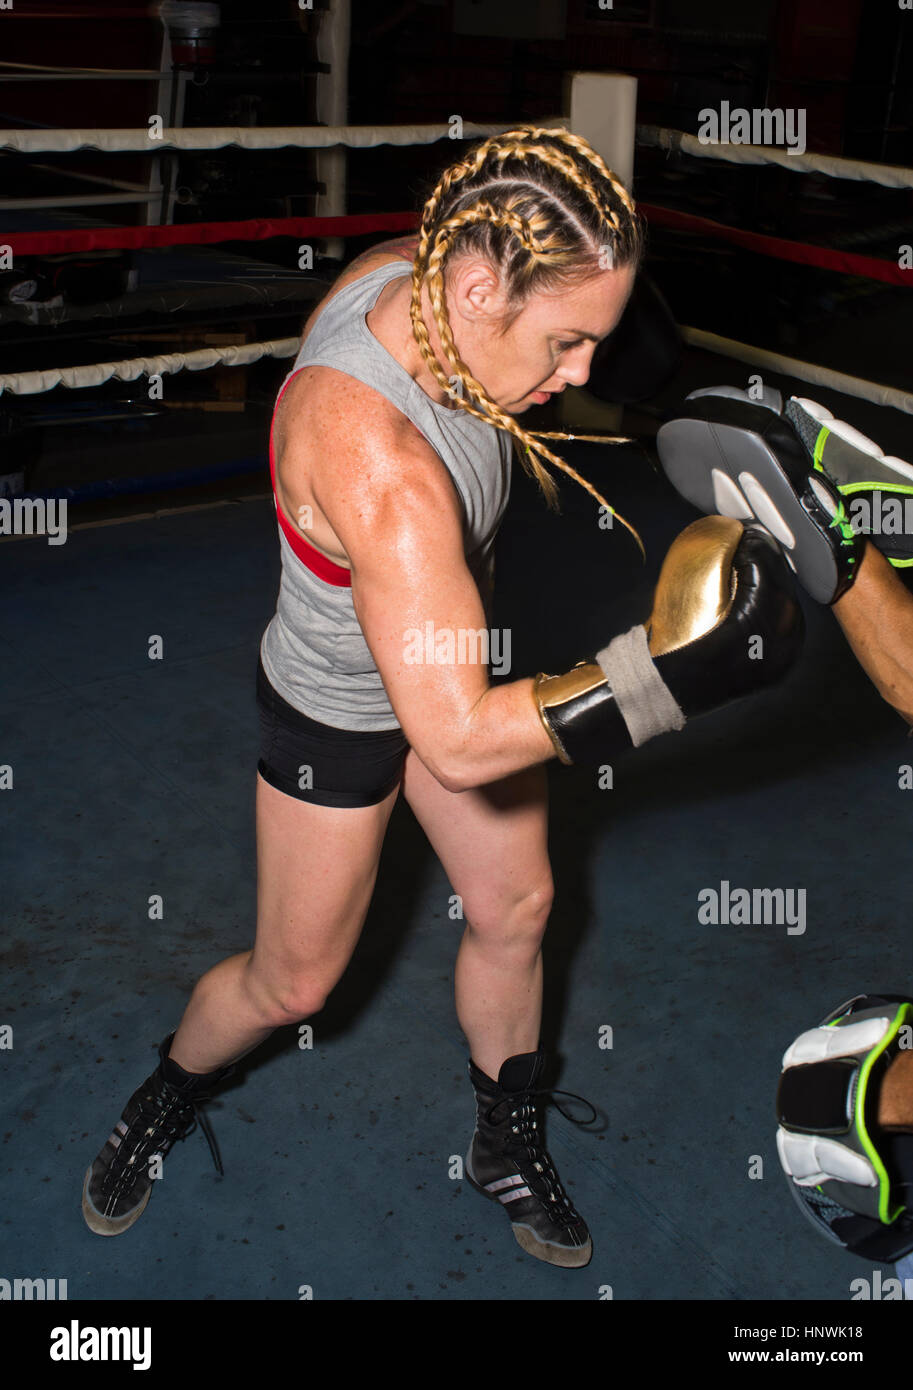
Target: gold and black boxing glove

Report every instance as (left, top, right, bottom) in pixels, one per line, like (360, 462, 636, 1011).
(532, 515, 804, 766)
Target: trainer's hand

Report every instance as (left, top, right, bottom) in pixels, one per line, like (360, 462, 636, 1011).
(655, 387, 866, 604)
(532, 515, 804, 765)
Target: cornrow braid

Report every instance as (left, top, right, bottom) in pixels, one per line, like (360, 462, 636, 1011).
(410, 126, 646, 558)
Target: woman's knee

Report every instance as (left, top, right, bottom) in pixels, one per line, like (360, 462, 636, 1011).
(463, 878, 554, 951)
(241, 954, 335, 1026)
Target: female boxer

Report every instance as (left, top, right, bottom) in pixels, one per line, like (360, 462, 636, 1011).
(82, 128, 801, 1268)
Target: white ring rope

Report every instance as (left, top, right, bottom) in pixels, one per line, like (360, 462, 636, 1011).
(638, 125, 913, 190)
(0, 337, 300, 397)
(680, 327, 913, 416)
(0, 122, 532, 154)
(1, 120, 909, 189)
(2, 327, 909, 418)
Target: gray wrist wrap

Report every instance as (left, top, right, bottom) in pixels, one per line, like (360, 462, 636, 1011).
(594, 625, 686, 748)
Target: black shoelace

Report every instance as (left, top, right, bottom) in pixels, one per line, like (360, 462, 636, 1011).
(101, 1084, 225, 1203)
(484, 1087, 597, 1229)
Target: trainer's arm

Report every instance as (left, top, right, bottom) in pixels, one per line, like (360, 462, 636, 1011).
(832, 545, 913, 726)
(314, 413, 555, 792)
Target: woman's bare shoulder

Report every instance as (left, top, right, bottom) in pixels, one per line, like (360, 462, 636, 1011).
(274, 241, 456, 552)
(279, 363, 448, 487)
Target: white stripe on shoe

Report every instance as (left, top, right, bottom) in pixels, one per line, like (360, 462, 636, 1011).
(483, 1174, 533, 1203)
(484, 1174, 527, 1193)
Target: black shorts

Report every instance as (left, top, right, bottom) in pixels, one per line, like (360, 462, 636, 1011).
(256, 655, 409, 808)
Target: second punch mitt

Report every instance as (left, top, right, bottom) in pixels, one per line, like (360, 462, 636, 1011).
(532, 515, 804, 766)
(655, 388, 869, 605)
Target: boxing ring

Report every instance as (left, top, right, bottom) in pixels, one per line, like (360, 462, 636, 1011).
(2, 54, 912, 1318)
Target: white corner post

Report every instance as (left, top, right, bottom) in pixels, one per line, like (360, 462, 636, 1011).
(566, 70, 638, 191)
(558, 70, 639, 435)
(315, 0, 351, 262)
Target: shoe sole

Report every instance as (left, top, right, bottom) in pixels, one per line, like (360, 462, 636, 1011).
(465, 1150, 593, 1268)
(81, 1164, 152, 1236)
(657, 416, 840, 605)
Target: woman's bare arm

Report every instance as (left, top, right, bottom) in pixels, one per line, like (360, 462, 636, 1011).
(832, 543, 913, 725)
(283, 370, 556, 792)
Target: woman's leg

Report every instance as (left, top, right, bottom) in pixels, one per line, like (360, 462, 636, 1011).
(400, 749, 553, 1082)
(167, 772, 401, 1074)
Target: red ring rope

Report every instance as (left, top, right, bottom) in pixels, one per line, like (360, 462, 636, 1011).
(3, 207, 910, 287)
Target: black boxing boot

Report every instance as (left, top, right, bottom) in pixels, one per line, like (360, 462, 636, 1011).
(465, 1047, 596, 1268)
(81, 1032, 236, 1236)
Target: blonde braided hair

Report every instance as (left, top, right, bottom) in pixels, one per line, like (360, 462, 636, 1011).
(409, 126, 646, 557)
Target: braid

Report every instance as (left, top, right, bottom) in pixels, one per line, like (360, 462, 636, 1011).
(410, 126, 646, 558)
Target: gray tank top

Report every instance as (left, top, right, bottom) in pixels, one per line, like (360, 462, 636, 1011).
(260, 259, 513, 731)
